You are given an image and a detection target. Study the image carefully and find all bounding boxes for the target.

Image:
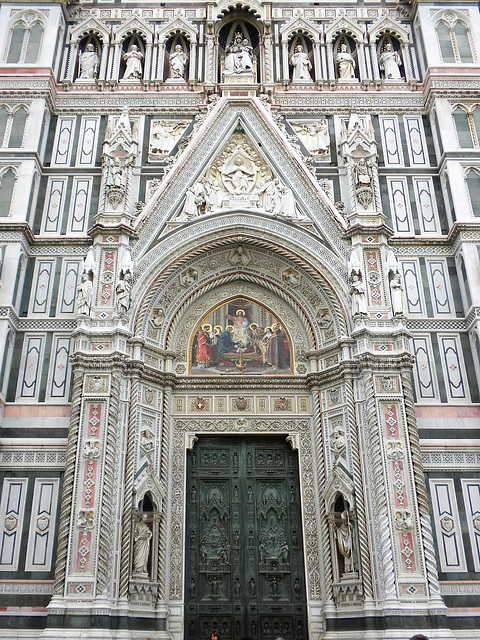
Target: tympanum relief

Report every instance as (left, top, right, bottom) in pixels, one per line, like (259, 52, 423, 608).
(175, 132, 306, 221)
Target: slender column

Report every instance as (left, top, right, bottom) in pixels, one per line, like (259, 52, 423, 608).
(65, 43, 78, 82)
(313, 41, 322, 82)
(326, 42, 335, 80)
(205, 34, 215, 83)
(370, 41, 380, 81)
(157, 42, 165, 81)
(99, 41, 109, 81)
(281, 41, 289, 81)
(404, 45, 415, 81)
(119, 375, 139, 598)
(111, 41, 121, 81)
(358, 42, 368, 81)
(264, 34, 273, 83)
(144, 42, 153, 80)
(189, 42, 197, 82)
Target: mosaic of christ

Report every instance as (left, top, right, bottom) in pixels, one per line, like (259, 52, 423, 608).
(190, 298, 293, 375)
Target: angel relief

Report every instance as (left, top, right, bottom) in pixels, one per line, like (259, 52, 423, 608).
(190, 298, 293, 375)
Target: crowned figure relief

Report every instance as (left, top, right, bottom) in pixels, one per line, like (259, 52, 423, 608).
(176, 132, 305, 221)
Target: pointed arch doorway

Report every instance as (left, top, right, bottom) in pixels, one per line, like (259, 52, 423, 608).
(185, 435, 308, 640)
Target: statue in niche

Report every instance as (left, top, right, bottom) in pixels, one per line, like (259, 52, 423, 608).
(76, 271, 93, 315)
(330, 427, 346, 462)
(354, 157, 372, 190)
(78, 43, 99, 80)
(290, 44, 312, 81)
(379, 43, 402, 80)
(168, 43, 188, 80)
(350, 271, 367, 316)
(116, 270, 132, 314)
(224, 32, 254, 75)
(107, 157, 125, 188)
(133, 515, 152, 574)
(335, 510, 355, 574)
(336, 43, 356, 79)
(291, 120, 330, 157)
(122, 44, 143, 80)
(389, 270, 404, 315)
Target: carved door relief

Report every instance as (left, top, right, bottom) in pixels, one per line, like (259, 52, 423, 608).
(185, 436, 308, 640)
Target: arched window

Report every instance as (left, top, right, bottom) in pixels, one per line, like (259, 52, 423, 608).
(0, 106, 28, 148)
(437, 18, 474, 63)
(453, 106, 480, 148)
(9, 108, 28, 148)
(466, 168, 480, 216)
(0, 169, 16, 216)
(6, 19, 44, 64)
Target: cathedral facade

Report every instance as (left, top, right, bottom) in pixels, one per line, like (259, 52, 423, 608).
(0, 1, 479, 639)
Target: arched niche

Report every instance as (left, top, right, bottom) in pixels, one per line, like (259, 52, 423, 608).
(333, 34, 359, 81)
(189, 296, 294, 375)
(120, 34, 146, 81)
(75, 33, 102, 81)
(164, 35, 190, 81)
(217, 18, 261, 81)
(288, 33, 315, 82)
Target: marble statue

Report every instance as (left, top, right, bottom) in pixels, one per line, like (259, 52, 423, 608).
(354, 157, 373, 189)
(76, 272, 93, 315)
(168, 43, 188, 80)
(389, 271, 404, 315)
(133, 515, 152, 574)
(107, 157, 125, 188)
(336, 43, 356, 80)
(224, 33, 253, 75)
(78, 43, 99, 80)
(290, 44, 312, 81)
(116, 270, 132, 314)
(379, 43, 402, 80)
(335, 510, 355, 574)
(350, 272, 367, 316)
(179, 182, 206, 219)
(123, 44, 143, 80)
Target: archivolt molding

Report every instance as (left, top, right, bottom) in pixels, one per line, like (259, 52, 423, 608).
(132, 232, 350, 352)
(132, 98, 347, 262)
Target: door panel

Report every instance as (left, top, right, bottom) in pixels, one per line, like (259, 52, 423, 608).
(185, 436, 308, 640)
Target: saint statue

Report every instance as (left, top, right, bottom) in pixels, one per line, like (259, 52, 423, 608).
(336, 43, 356, 80)
(168, 43, 188, 80)
(123, 44, 143, 80)
(133, 515, 152, 574)
(290, 44, 312, 81)
(389, 270, 404, 315)
(335, 510, 355, 574)
(354, 157, 373, 189)
(78, 43, 99, 80)
(224, 33, 254, 75)
(76, 272, 93, 316)
(107, 157, 125, 188)
(116, 271, 132, 314)
(350, 272, 368, 316)
(379, 43, 402, 80)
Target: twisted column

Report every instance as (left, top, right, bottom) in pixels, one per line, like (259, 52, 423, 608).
(119, 375, 139, 598)
(311, 386, 330, 602)
(344, 374, 373, 599)
(157, 385, 173, 601)
(97, 372, 121, 594)
(53, 366, 84, 595)
(363, 370, 396, 599)
(400, 369, 441, 598)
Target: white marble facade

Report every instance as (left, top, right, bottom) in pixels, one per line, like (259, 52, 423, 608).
(0, 2, 479, 640)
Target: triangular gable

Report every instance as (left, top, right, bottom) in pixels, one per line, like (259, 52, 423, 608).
(132, 98, 347, 262)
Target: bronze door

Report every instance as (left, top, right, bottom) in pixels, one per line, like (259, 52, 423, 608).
(185, 436, 308, 640)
